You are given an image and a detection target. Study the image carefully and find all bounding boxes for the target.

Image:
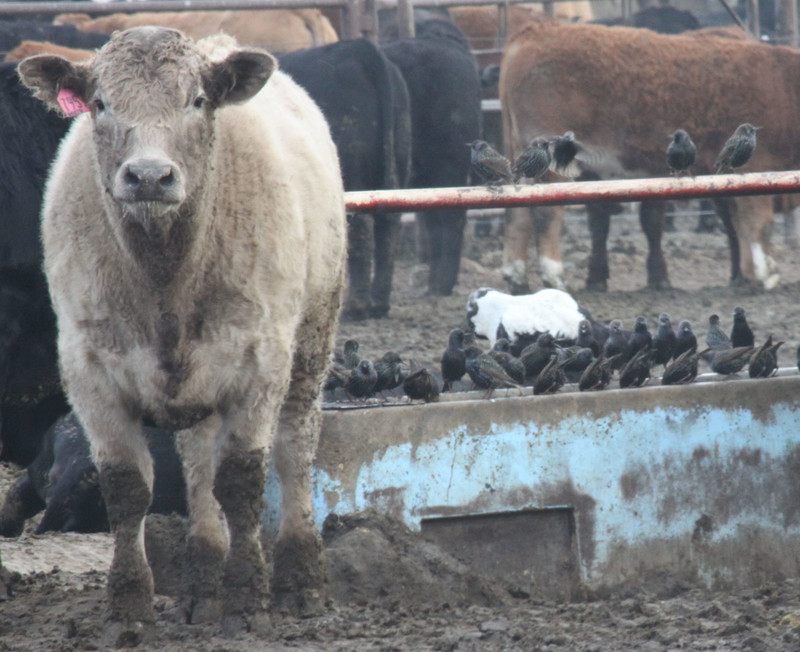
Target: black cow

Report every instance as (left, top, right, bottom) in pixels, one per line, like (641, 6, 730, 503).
(279, 39, 412, 320)
(0, 19, 108, 57)
(0, 412, 186, 537)
(381, 15, 483, 296)
(593, 6, 701, 34)
(0, 62, 71, 467)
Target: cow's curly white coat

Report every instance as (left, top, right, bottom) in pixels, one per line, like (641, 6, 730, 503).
(20, 26, 346, 642)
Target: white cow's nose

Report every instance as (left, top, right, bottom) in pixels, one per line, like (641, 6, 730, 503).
(115, 157, 184, 204)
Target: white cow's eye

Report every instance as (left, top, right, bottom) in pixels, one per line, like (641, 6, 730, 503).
(94, 98, 105, 113)
(193, 95, 206, 109)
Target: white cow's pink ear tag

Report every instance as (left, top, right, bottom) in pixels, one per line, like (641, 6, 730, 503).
(57, 88, 91, 117)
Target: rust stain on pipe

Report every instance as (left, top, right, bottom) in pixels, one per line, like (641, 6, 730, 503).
(345, 170, 800, 214)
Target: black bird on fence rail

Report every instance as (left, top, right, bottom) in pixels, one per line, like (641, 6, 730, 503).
(666, 129, 696, 176)
(468, 140, 512, 186)
(715, 123, 760, 174)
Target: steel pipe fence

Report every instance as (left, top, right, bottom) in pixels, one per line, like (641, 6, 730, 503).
(344, 171, 800, 214)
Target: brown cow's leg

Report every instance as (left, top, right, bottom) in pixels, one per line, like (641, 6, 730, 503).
(342, 213, 373, 322)
(727, 196, 778, 289)
(503, 206, 534, 295)
(534, 205, 566, 290)
(586, 203, 612, 292)
(370, 212, 401, 318)
(639, 200, 670, 290)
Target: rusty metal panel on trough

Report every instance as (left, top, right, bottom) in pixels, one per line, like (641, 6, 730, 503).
(420, 507, 582, 601)
(264, 373, 800, 595)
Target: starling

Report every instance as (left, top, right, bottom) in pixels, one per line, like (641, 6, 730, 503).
(715, 123, 760, 174)
(549, 130, 585, 177)
(661, 346, 710, 385)
(619, 348, 652, 388)
(466, 351, 522, 398)
(748, 335, 784, 378)
(578, 354, 619, 391)
(575, 318, 600, 357)
(463, 329, 484, 361)
(533, 353, 572, 395)
(651, 312, 677, 367)
(705, 314, 732, 353)
(602, 320, 628, 370)
(520, 332, 559, 381)
(403, 367, 440, 402)
(490, 340, 526, 385)
(323, 361, 349, 391)
(666, 129, 696, 176)
(441, 328, 467, 392)
(468, 140, 513, 186)
(373, 351, 405, 394)
(673, 320, 698, 360)
(709, 346, 754, 376)
(562, 346, 596, 383)
(730, 306, 755, 348)
(345, 359, 378, 399)
(512, 137, 552, 182)
(342, 339, 361, 370)
(623, 316, 652, 365)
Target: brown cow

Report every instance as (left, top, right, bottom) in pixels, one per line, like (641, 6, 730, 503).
(55, 9, 337, 52)
(500, 18, 786, 293)
(4, 40, 94, 62)
(19, 28, 346, 644)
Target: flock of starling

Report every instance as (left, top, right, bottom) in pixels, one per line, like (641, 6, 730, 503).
(326, 306, 796, 405)
(469, 122, 760, 185)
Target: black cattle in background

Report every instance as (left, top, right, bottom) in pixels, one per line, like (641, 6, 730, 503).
(279, 39, 412, 320)
(592, 6, 701, 33)
(0, 19, 108, 56)
(381, 14, 482, 297)
(0, 412, 187, 537)
(0, 62, 71, 467)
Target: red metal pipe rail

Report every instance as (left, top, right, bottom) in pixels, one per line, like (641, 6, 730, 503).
(344, 170, 800, 214)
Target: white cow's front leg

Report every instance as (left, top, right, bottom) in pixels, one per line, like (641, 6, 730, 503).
(67, 378, 155, 647)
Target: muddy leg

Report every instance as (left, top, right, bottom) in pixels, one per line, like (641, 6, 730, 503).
(214, 446, 271, 634)
(99, 459, 155, 647)
(639, 200, 670, 289)
(503, 206, 534, 295)
(270, 301, 334, 616)
(342, 213, 373, 322)
(586, 203, 612, 292)
(175, 418, 228, 626)
(370, 212, 401, 318)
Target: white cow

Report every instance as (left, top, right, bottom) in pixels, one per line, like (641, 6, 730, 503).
(19, 27, 347, 645)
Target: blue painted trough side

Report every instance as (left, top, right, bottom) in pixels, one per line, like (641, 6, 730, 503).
(265, 374, 800, 593)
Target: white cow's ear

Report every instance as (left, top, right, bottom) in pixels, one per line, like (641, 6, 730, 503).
(207, 50, 276, 107)
(17, 55, 91, 114)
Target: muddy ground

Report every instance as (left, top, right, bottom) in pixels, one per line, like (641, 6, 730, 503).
(2, 203, 800, 651)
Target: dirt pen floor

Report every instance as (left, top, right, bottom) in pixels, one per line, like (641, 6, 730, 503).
(3, 202, 800, 651)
